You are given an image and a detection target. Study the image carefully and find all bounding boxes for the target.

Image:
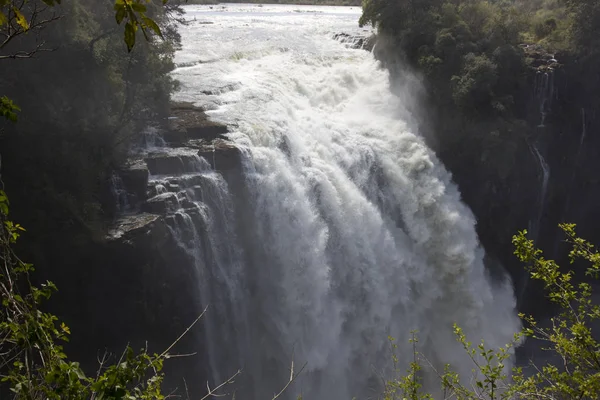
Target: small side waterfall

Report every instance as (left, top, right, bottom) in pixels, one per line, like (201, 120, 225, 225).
(556, 108, 588, 258)
(519, 143, 550, 305)
(579, 108, 587, 147)
(109, 173, 130, 214)
(111, 132, 249, 389)
(145, 150, 248, 387)
(530, 145, 550, 240)
(534, 71, 555, 127)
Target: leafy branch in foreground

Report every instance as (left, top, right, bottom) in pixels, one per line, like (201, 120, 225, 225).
(0, 0, 180, 55)
(385, 224, 600, 400)
(0, 187, 185, 399)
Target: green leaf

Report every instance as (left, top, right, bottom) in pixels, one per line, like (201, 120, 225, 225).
(131, 2, 146, 12)
(142, 15, 162, 39)
(0, 11, 7, 26)
(0, 96, 21, 122)
(12, 7, 28, 31)
(115, 7, 126, 24)
(124, 21, 136, 52)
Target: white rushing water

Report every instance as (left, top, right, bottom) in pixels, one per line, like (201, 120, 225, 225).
(172, 4, 520, 399)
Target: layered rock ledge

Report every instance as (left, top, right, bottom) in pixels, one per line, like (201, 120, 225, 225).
(108, 101, 240, 240)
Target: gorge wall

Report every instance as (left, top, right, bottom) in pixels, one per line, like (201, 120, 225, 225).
(373, 36, 600, 321)
(53, 19, 523, 398)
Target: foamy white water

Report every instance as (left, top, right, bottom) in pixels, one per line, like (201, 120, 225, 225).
(172, 4, 520, 399)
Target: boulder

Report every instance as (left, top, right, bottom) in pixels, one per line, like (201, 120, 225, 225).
(119, 162, 149, 203)
(333, 32, 376, 51)
(167, 102, 229, 142)
(106, 213, 163, 242)
(145, 152, 201, 175)
(198, 139, 242, 172)
(142, 192, 180, 214)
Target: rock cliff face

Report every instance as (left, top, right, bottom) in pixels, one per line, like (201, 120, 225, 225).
(372, 35, 600, 319)
(48, 102, 243, 397)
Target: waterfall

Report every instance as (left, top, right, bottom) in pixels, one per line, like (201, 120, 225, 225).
(144, 153, 249, 387)
(580, 108, 587, 147)
(171, 4, 521, 399)
(534, 71, 555, 127)
(109, 173, 130, 214)
(530, 145, 550, 240)
(555, 108, 588, 258)
(518, 144, 550, 305)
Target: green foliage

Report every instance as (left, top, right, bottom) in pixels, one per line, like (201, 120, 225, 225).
(451, 53, 498, 111)
(387, 225, 600, 399)
(0, 190, 170, 399)
(0, 0, 173, 52)
(0, 96, 20, 122)
(361, 0, 530, 118)
(0, 0, 180, 242)
(383, 334, 433, 400)
(113, 0, 167, 51)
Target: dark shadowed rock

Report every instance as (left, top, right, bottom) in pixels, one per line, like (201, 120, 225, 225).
(198, 139, 242, 172)
(144, 150, 204, 175)
(167, 101, 229, 143)
(145, 154, 186, 175)
(142, 192, 180, 214)
(107, 213, 163, 242)
(333, 32, 377, 51)
(119, 161, 149, 203)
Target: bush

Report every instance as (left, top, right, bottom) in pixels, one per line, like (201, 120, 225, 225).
(385, 224, 600, 400)
(451, 53, 498, 112)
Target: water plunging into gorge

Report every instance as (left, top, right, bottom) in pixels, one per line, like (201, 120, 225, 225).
(158, 4, 522, 399)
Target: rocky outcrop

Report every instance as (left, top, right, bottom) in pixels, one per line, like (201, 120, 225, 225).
(165, 101, 229, 144)
(114, 102, 242, 213)
(69, 102, 241, 397)
(522, 44, 562, 72)
(333, 32, 377, 51)
(198, 139, 243, 172)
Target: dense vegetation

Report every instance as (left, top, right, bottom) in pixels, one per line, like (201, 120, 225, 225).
(360, 0, 600, 309)
(359, 0, 592, 130)
(0, 0, 180, 265)
(359, 0, 597, 118)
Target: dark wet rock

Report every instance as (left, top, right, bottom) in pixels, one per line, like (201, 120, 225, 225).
(144, 152, 202, 175)
(107, 213, 163, 241)
(119, 162, 149, 203)
(142, 192, 180, 214)
(167, 183, 180, 192)
(522, 43, 562, 72)
(333, 32, 377, 51)
(198, 139, 242, 172)
(167, 102, 229, 143)
(145, 154, 186, 175)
